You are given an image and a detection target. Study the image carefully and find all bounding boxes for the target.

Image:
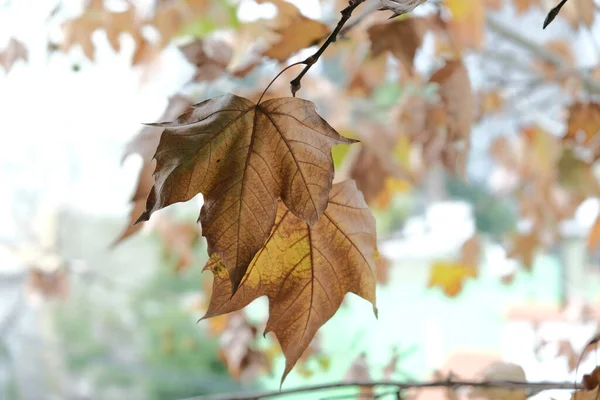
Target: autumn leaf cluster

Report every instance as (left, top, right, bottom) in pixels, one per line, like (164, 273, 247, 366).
(6, 0, 599, 381)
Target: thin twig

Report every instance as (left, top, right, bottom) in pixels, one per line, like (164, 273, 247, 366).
(257, 62, 304, 104)
(319, 389, 400, 400)
(182, 379, 583, 400)
(289, 0, 367, 96)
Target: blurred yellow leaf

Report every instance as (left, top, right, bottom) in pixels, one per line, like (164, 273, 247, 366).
(428, 261, 477, 297)
(373, 177, 412, 209)
(445, 0, 485, 50)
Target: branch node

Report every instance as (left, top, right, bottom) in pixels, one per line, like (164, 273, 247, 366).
(288, 0, 367, 96)
(290, 79, 301, 97)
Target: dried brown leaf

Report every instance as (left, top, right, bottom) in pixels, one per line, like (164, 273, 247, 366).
(138, 95, 356, 291)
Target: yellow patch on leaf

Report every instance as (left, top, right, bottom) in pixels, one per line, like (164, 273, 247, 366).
(202, 180, 378, 383)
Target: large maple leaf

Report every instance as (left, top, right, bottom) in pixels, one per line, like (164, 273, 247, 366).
(138, 94, 356, 291)
(202, 180, 378, 382)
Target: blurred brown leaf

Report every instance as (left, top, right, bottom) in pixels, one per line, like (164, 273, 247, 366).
(0, 38, 28, 72)
(367, 17, 427, 75)
(383, 348, 399, 379)
(61, 0, 210, 63)
(256, 0, 329, 62)
(426, 59, 474, 175)
(26, 267, 69, 301)
(446, 0, 486, 51)
(375, 250, 392, 285)
(344, 353, 374, 399)
(347, 54, 388, 96)
(62, 0, 143, 61)
(156, 217, 200, 273)
(514, 0, 541, 14)
(506, 231, 538, 270)
(219, 313, 271, 380)
(565, 102, 600, 147)
(180, 39, 233, 83)
(114, 95, 193, 245)
(588, 216, 600, 251)
(477, 91, 504, 119)
(349, 125, 399, 205)
(557, 340, 578, 371)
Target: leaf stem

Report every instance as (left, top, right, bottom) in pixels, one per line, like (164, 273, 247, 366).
(289, 0, 367, 97)
(257, 61, 305, 104)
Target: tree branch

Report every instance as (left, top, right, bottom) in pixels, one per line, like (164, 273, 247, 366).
(486, 14, 600, 94)
(182, 379, 582, 400)
(338, 0, 381, 37)
(290, 0, 367, 96)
